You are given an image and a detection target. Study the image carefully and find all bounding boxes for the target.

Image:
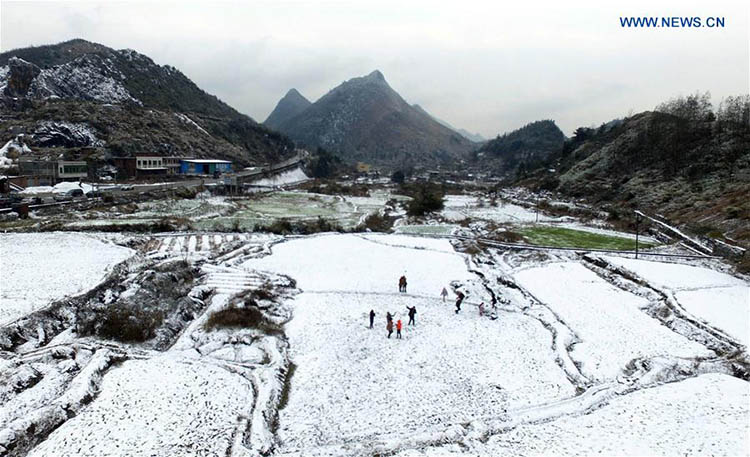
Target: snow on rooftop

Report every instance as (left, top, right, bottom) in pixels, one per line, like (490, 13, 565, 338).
(182, 159, 232, 164)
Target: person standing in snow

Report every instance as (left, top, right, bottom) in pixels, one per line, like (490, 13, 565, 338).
(396, 319, 403, 339)
(455, 291, 465, 314)
(440, 287, 448, 302)
(369, 309, 376, 329)
(479, 302, 485, 317)
(398, 275, 408, 293)
(387, 319, 394, 338)
(406, 306, 417, 325)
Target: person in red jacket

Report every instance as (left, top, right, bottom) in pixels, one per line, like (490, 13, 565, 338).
(396, 319, 403, 339)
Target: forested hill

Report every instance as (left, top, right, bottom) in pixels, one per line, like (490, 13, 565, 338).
(518, 93, 750, 253)
(474, 120, 565, 175)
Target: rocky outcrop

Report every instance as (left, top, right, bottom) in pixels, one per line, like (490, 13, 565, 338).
(4, 57, 40, 97)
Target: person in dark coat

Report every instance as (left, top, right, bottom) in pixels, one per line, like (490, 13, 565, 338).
(406, 306, 417, 325)
(399, 276, 407, 293)
(387, 319, 394, 338)
(369, 309, 376, 329)
(455, 291, 465, 314)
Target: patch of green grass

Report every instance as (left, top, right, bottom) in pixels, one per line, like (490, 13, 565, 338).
(519, 226, 656, 250)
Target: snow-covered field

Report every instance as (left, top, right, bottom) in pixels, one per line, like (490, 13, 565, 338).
(441, 194, 549, 223)
(604, 256, 749, 347)
(242, 234, 575, 452)
(28, 356, 254, 457)
(242, 233, 472, 294)
(395, 373, 749, 456)
(514, 262, 712, 381)
(1, 230, 748, 456)
(0, 232, 133, 324)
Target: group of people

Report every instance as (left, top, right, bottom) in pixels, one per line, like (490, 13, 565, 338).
(370, 306, 417, 339)
(367, 275, 502, 339)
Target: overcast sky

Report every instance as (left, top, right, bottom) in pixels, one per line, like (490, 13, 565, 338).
(1, 0, 748, 137)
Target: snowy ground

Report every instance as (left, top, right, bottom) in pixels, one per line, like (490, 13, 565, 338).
(394, 373, 749, 456)
(604, 256, 749, 347)
(242, 234, 575, 452)
(514, 261, 712, 381)
(242, 233, 472, 295)
(0, 232, 133, 324)
(1, 230, 748, 456)
(27, 356, 254, 457)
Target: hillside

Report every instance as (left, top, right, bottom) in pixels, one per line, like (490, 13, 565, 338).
(475, 120, 565, 175)
(521, 111, 750, 250)
(273, 70, 474, 168)
(0, 39, 293, 165)
(264, 88, 311, 130)
(412, 104, 485, 143)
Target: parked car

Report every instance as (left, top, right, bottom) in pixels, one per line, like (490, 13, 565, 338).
(120, 184, 135, 191)
(85, 190, 102, 198)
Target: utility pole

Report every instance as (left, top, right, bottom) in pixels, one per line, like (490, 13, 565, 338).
(634, 211, 641, 259)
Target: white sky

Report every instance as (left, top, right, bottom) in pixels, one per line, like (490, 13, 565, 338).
(1, 0, 748, 137)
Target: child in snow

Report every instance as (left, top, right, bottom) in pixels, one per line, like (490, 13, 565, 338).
(369, 309, 376, 329)
(455, 292, 465, 314)
(479, 302, 485, 317)
(387, 319, 394, 338)
(396, 319, 402, 339)
(440, 287, 448, 302)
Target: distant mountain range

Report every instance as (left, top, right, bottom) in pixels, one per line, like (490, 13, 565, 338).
(0, 39, 293, 165)
(264, 70, 475, 167)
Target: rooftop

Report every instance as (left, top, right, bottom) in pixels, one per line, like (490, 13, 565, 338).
(182, 159, 232, 164)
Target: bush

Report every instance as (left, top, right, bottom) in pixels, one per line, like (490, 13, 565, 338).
(357, 212, 393, 232)
(260, 217, 342, 235)
(204, 303, 282, 334)
(94, 306, 165, 342)
(490, 230, 524, 243)
(404, 183, 445, 216)
(725, 206, 742, 219)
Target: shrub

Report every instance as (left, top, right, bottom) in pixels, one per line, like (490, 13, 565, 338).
(95, 306, 165, 342)
(725, 206, 742, 219)
(203, 303, 282, 334)
(405, 183, 445, 216)
(260, 217, 342, 235)
(490, 230, 524, 243)
(356, 212, 394, 232)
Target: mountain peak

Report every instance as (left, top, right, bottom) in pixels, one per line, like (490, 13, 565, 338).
(265, 88, 312, 130)
(365, 69, 385, 81)
(283, 88, 308, 102)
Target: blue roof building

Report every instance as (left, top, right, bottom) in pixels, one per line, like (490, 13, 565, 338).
(180, 159, 232, 175)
